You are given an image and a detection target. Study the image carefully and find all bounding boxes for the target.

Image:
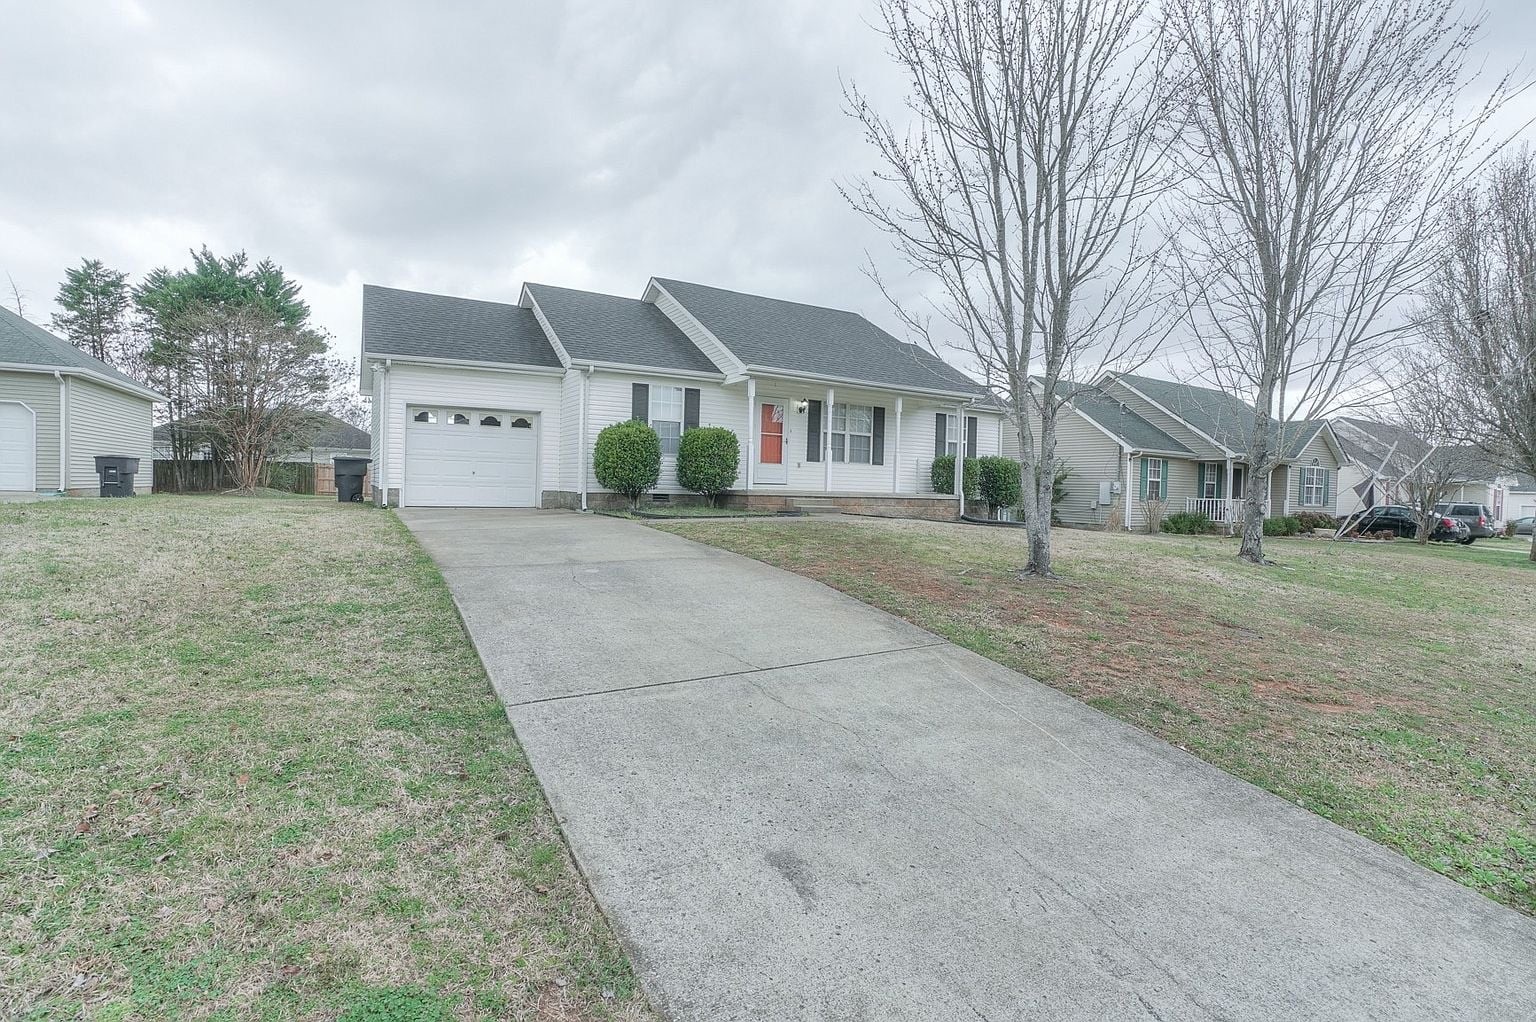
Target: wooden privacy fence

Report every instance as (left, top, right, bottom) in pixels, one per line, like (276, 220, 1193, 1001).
(153, 460, 320, 495)
(312, 462, 371, 496)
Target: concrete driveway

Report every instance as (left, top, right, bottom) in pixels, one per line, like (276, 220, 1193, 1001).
(402, 509, 1536, 1022)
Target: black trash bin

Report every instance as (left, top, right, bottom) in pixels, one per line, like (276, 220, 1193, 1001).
(333, 456, 371, 503)
(94, 455, 141, 497)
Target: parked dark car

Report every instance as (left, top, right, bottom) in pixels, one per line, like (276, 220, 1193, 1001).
(1352, 505, 1469, 543)
(1432, 502, 1497, 544)
(1512, 515, 1535, 536)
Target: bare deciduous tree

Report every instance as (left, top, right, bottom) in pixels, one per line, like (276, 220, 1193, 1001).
(171, 303, 347, 493)
(1161, 0, 1515, 564)
(844, 0, 1168, 577)
(1372, 356, 1465, 545)
(1420, 149, 1536, 561)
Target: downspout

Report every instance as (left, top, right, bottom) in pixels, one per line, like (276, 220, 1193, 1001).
(55, 371, 67, 493)
(955, 403, 966, 518)
(580, 364, 593, 511)
(379, 359, 391, 506)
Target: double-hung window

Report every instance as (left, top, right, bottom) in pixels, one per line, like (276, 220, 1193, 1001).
(1145, 458, 1164, 500)
(650, 385, 685, 457)
(940, 413, 960, 456)
(831, 403, 875, 463)
(1202, 462, 1222, 499)
(1302, 466, 1325, 506)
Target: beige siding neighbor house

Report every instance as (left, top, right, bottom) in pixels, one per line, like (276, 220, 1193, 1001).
(1021, 374, 1345, 530)
(361, 277, 1001, 516)
(0, 307, 164, 495)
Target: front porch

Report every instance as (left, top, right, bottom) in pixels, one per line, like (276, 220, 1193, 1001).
(1183, 496, 1271, 523)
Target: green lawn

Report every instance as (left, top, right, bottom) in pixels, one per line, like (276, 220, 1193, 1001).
(0, 496, 654, 1022)
(654, 517, 1536, 915)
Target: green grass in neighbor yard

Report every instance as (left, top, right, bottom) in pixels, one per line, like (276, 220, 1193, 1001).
(0, 496, 654, 1022)
(654, 517, 1536, 915)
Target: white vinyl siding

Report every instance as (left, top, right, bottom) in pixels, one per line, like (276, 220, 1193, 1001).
(584, 371, 744, 494)
(65, 377, 155, 492)
(1027, 408, 1127, 526)
(378, 363, 563, 505)
(0, 371, 59, 491)
(558, 368, 584, 494)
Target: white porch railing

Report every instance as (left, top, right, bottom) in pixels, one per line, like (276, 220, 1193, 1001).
(1186, 497, 1249, 523)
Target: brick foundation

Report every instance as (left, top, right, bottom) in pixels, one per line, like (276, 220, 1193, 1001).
(724, 492, 961, 521)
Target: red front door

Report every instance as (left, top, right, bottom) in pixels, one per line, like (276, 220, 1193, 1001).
(757, 399, 787, 483)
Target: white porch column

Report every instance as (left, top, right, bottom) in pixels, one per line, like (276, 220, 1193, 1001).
(955, 402, 965, 516)
(892, 396, 903, 493)
(1125, 450, 1136, 530)
(1225, 457, 1235, 533)
(824, 387, 834, 492)
(745, 377, 756, 490)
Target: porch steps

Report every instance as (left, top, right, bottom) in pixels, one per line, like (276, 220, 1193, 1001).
(790, 498, 843, 516)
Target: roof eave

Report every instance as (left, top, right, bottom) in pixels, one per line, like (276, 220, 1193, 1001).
(0, 361, 167, 402)
(361, 352, 566, 376)
(743, 364, 982, 401)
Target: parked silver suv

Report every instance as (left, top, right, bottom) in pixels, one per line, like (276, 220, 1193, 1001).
(1433, 502, 1497, 544)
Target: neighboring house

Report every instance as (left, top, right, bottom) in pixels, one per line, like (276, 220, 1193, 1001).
(1333, 417, 1521, 526)
(152, 412, 371, 464)
(1511, 472, 1536, 521)
(0, 306, 164, 495)
(1008, 373, 1345, 529)
(360, 278, 1004, 513)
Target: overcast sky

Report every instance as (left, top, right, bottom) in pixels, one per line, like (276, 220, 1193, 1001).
(2, 0, 1532, 379)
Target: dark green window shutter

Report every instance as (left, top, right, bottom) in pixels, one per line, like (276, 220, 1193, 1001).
(1217, 465, 1225, 499)
(1322, 470, 1330, 507)
(966, 416, 978, 458)
(1139, 457, 1148, 499)
(631, 383, 649, 423)
(872, 407, 886, 466)
(683, 388, 700, 431)
(807, 400, 822, 462)
(1197, 463, 1206, 496)
(934, 413, 947, 459)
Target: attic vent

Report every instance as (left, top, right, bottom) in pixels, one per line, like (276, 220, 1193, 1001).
(1119, 402, 1128, 413)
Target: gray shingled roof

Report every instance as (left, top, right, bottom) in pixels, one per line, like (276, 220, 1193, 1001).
(1115, 373, 1332, 460)
(654, 277, 983, 395)
(0, 305, 160, 397)
(361, 285, 562, 368)
(1063, 382, 1194, 454)
(524, 283, 718, 374)
(154, 411, 369, 451)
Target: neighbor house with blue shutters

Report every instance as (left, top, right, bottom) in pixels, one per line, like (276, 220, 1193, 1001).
(1008, 373, 1346, 529)
(360, 277, 1005, 515)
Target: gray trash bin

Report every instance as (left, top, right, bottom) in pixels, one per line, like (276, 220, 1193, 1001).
(94, 455, 141, 497)
(333, 456, 371, 503)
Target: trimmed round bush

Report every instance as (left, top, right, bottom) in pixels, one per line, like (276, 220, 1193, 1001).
(930, 454, 980, 500)
(593, 419, 660, 506)
(677, 426, 740, 506)
(976, 456, 1022, 512)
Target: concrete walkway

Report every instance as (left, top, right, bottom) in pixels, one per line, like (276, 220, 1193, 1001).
(402, 510, 1536, 1022)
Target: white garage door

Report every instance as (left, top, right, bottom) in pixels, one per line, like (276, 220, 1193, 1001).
(0, 402, 37, 491)
(405, 408, 538, 507)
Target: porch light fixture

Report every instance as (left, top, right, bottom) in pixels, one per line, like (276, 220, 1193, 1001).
(794, 399, 809, 414)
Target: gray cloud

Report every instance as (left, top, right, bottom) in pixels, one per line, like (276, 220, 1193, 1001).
(2, 0, 1531, 378)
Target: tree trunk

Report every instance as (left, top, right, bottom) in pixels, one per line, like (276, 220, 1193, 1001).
(1529, 527, 1535, 563)
(1237, 486, 1267, 563)
(1019, 418, 1055, 578)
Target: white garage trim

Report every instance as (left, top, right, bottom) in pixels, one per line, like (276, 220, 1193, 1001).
(0, 400, 38, 492)
(404, 406, 541, 508)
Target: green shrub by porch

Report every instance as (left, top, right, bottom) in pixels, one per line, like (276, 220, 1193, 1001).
(593, 420, 661, 507)
(976, 456, 1022, 512)
(677, 427, 739, 506)
(1263, 515, 1302, 536)
(1163, 511, 1212, 534)
(931, 455, 980, 500)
